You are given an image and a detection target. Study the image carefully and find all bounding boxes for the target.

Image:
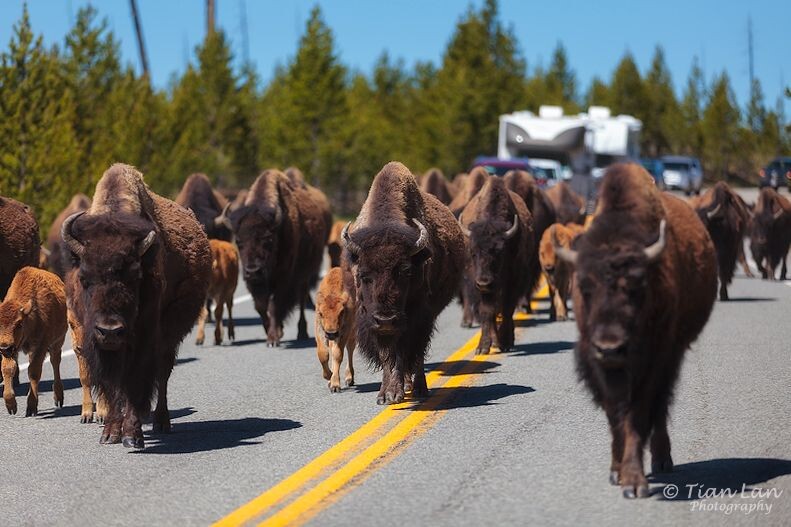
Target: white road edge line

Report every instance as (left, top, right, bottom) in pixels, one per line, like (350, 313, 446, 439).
(0, 294, 254, 385)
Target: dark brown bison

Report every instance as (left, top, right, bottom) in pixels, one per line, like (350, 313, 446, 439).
(326, 220, 346, 268)
(62, 163, 211, 449)
(557, 163, 716, 498)
(692, 182, 752, 300)
(0, 196, 40, 300)
(46, 194, 91, 279)
(223, 169, 331, 346)
(749, 187, 791, 280)
(342, 162, 464, 404)
(420, 168, 454, 205)
(546, 181, 586, 225)
(175, 173, 232, 241)
(459, 176, 533, 354)
(449, 167, 489, 217)
(285, 166, 308, 189)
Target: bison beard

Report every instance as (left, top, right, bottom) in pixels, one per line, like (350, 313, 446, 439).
(560, 163, 717, 499)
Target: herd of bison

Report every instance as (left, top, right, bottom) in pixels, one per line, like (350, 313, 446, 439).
(0, 160, 789, 499)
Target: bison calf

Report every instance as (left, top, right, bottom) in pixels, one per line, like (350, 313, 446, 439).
(196, 239, 239, 345)
(539, 223, 585, 321)
(315, 267, 356, 392)
(0, 267, 67, 416)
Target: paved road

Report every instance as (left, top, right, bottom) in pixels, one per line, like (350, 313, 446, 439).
(2, 200, 790, 526)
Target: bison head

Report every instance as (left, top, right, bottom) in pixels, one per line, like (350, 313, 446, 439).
(229, 204, 282, 290)
(460, 214, 519, 293)
(0, 298, 33, 357)
(557, 220, 666, 368)
(62, 212, 157, 352)
(343, 219, 430, 336)
(317, 292, 349, 342)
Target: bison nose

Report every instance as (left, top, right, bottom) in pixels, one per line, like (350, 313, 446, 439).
(592, 334, 627, 363)
(325, 331, 339, 341)
(244, 264, 264, 279)
(373, 313, 397, 325)
(0, 344, 14, 357)
(94, 321, 126, 340)
(544, 265, 555, 274)
(475, 277, 493, 291)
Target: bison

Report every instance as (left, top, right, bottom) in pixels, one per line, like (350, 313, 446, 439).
(749, 187, 791, 280)
(539, 223, 585, 321)
(221, 169, 331, 346)
(0, 196, 41, 300)
(0, 267, 67, 416)
(62, 163, 211, 449)
(45, 194, 91, 279)
(327, 220, 346, 268)
(449, 167, 489, 217)
(196, 239, 239, 346)
(556, 163, 716, 498)
(459, 176, 533, 354)
(546, 181, 586, 225)
(420, 168, 454, 205)
(315, 267, 356, 392)
(692, 182, 752, 300)
(342, 162, 465, 405)
(175, 173, 232, 241)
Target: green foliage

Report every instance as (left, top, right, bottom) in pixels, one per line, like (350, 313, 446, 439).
(642, 46, 682, 156)
(701, 72, 741, 179)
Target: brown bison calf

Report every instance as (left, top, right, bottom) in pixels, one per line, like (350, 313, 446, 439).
(539, 223, 585, 321)
(0, 267, 67, 416)
(315, 267, 356, 392)
(196, 239, 239, 345)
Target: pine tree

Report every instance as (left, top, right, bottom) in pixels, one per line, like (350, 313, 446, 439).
(585, 76, 610, 108)
(608, 52, 647, 120)
(701, 72, 741, 180)
(544, 42, 579, 112)
(643, 46, 682, 156)
(679, 57, 706, 155)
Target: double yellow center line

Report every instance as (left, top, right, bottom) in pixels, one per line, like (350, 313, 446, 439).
(215, 285, 547, 526)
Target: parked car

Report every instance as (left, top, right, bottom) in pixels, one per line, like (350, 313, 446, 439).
(471, 156, 557, 188)
(640, 158, 665, 189)
(758, 157, 791, 191)
(660, 155, 703, 195)
(528, 158, 562, 188)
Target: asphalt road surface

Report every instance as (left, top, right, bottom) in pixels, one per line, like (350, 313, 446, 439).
(1, 192, 790, 526)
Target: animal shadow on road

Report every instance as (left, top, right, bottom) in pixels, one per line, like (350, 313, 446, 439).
(507, 340, 575, 356)
(424, 359, 500, 376)
(175, 357, 199, 365)
(137, 417, 302, 455)
(650, 458, 791, 500)
(227, 317, 264, 327)
(720, 297, 777, 303)
(400, 383, 535, 412)
(13, 377, 81, 394)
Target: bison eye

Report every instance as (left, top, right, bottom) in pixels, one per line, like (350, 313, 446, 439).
(360, 274, 372, 285)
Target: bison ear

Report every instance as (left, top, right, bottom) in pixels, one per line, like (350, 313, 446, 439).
(19, 299, 33, 317)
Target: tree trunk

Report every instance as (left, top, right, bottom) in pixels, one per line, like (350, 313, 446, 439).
(207, 0, 216, 35)
(129, 0, 150, 78)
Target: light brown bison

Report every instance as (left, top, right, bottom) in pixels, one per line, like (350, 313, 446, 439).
(558, 163, 716, 498)
(749, 187, 791, 280)
(539, 223, 585, 321)
(449, 167, 489, 217)
(459, 176, 534, 354)
(0, 267, 67, 416)
(342, 162, 465, 405)
(420, 168, 454, 205)
(0, 196, 40, 299)
(175, 173, 232, 241)
(315, 267, 356, 392)
(62, 163, 211, 449)
(546, 181, 586, 225)
(196, 239, 239, 346)
(45, 194, 91, 279)
(223, 169, 331, 346)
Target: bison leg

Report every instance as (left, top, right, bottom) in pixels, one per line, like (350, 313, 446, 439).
(329, 341, 343, 393)
(1, 353, 18, 415)
(49, 342, 65, 409)
(95, 391, 109, 424)
(254, 297, 271, 345)
(377, 365, 405, 405)
(205, 297, 213, 323)
(476, 307, 495, 355)
(99, 395, 122, 444)
(25, 350, 46, 417)
(411, 354, 429, 400)
(152, 353, 175, 434)
(121, 401, 144, 449)
(226, 298, 235, 342)
(547, 282, 557, 321)
(265, 298, 281, 347)
(605, 406, 624, 485)
(620, 412, 650, 498)
(316, 322, 332, 381)
(650, 412, 673, 474)
(12, 363, 19, 388)
(344, 338, 355, 387)
(195, 305, 208, 345)
(781, 256, 788, 281)
(214, 298, 225, 345)
(738, 249, 754, 277)
(297, 293, 309, 341)
(76, 353, 94, 423)
(719, 280, 729, 301)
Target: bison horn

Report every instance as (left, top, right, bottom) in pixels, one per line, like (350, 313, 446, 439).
(504, 214, 519, 239)
(138, 230, 157, 256)
(61, 211, 86, 258)
(411, 219, 428, 255)
(643, 219, 667, 262)
(341, 222, 362, 255)
(40, 246, 51, 257)
(706, 203, 722, 219)
(553, 228, 578, 265)
(458, 218, 471, 237)
(214, 202, 232, 230)
(773, 208, 784, 220)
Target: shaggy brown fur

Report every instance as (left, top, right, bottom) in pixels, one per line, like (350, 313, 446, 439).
(175, 173, 232, 241)
(749, 188, 791, 280)
(568, 163, 716, 498)
(0, 197, 41, 299)
(0, 267, 67, 417)
(449, 167, 489, 217)
(459, 176, 534, 354)
(196, 240, 239, 345)
(546, 181, 586, 225)
(327, 220, 346, 268)
(539, 223, 585, 321)
(315, 267, 356, 392)
(64, 163, 211, 449)
(343, 162, 465, 405)
(45, 194, 91, 279)
(420, 168, 454, 205)
(229, 169, 331, 346)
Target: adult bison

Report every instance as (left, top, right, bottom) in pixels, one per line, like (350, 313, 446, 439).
(749, 187, 791, 280)
(46, 194, 91, 279)
(546, 181, 586, 225)
(449, 167, 488, 217)
(342, 162, 464, 404)
(175, 173, 232, 241)
(62, 163, 211, 449)
(420, 168, 454, 205)
(556, 163, 716, 498)
(459, 176, 533, 354)
(0, 196, 40, 299)
(692, 182, 752, 300)
(222, 169, 331, 346)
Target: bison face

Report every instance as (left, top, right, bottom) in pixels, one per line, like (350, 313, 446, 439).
(317, 293, 348, 341)
(343, 221, 430, 337)
(62, 213, 157, 353)
(463, 215, 519, 294)
(231, 206, 281, 289)
(0, 299, 33, 357)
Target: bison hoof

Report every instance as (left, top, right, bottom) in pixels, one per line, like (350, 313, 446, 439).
(80, 413, 94, 424)
(475, 347, 490, 355)
(297, 330, 309, 341)
(329, 383, 341, 393)
(5, 401, 17, 415)
(100, 432, 121, 445)
(25, 406, 38, 417)
(96, 414, 105, 425)
(622, 484, 650, 499)
(609, 471, 619, 486)
(122, 436, 145, 449)
(196, 338, 204, 345)
(461, 321, 472, 328)
(345, 378, 354, 387)
(384, 390, 405, 404)
(54, 399, 64, 409)
(651, 457, 674, 474)
(214, 338, 222, 346)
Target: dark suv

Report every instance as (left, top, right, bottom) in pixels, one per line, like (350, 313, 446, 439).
(759, 157, 791, 191)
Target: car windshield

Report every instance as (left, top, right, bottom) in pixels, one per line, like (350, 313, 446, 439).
(664, 162, 691, 171)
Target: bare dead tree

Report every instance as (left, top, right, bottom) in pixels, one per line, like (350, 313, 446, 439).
(129, 0, 150, 78)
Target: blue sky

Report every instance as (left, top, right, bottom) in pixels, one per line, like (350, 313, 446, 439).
(1, 1, 789, 112)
